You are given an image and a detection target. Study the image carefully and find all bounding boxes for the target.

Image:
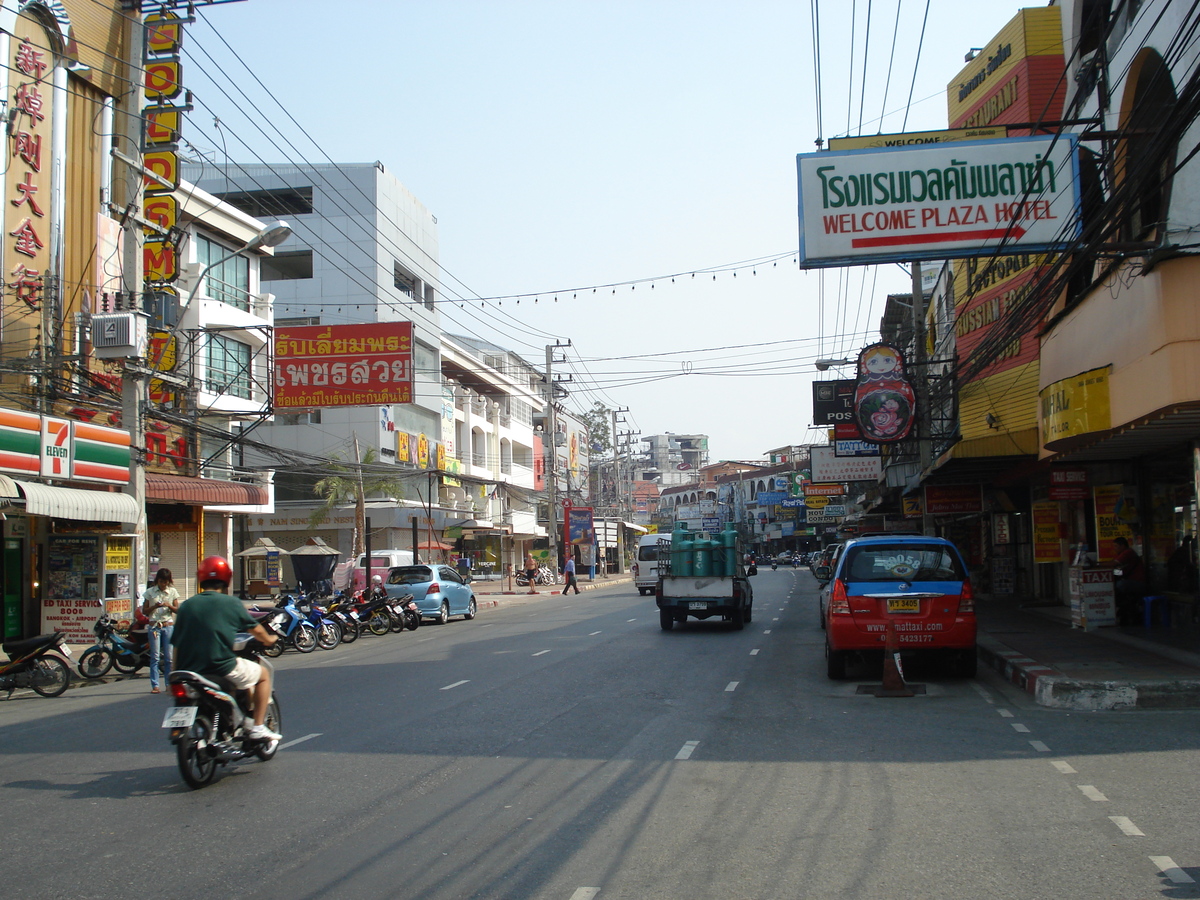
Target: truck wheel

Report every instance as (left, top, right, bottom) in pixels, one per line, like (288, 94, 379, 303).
(731, 607, 744, 630)
(743, 603, 752, 625)
(659, 610, 674, 631)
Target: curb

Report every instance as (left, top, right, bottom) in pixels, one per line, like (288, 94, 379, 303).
(977, 631, 1200, 710)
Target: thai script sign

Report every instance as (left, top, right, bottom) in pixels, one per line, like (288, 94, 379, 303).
(796, 135, 1080, 267)
(1040, 366, 1111, 449)
(274, 322, 413, 409)
(924, 484, 983, 515)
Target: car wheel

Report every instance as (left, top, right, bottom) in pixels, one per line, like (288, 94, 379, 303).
(825, 639, 847, 680)
(464, 598, 477, 620)
(659, 609, 674, 631)
(436, 601, 449, 625)
(958, 648, 978, 678)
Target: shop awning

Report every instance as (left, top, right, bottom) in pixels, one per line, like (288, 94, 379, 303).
(146, 474, 269, 506)
(15, 480, 140, 522)
(622, 521, 649, 534)
(0, 474, 18, 500)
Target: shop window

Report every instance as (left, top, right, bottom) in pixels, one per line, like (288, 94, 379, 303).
(205, 333, 252, 399)
(261, 250, 313, 282)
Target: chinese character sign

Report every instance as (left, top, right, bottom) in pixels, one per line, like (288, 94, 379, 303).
(274, 322, 414, 409)
(6, 18, 54, 323)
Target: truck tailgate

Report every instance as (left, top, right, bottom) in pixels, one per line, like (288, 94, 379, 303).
(661, 577, 736, 598)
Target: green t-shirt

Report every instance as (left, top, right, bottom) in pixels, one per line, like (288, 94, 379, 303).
(170, 591, 258, 677)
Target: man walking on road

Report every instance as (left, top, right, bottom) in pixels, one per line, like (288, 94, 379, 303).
(564, 555, 580, 594)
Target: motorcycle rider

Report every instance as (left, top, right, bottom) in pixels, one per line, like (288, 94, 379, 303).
(171, 556, 281, 741)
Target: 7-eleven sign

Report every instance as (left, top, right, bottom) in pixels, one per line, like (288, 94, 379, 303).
(41, 417, 72, 477)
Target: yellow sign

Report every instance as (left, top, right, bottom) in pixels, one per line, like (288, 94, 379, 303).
(106, 537, 132, 570)
(805, 495, 830, 509)
(829, 126, 1005, 151)
(902, 494, 923, 519)
(1040, 366, 1111, 449)
(1032, 501, 1062, 563)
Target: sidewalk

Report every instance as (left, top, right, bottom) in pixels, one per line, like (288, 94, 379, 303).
(472, 573, 634, 604)
(976, 594, 1200, 710)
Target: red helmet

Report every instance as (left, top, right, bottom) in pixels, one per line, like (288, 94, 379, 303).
(197, 555, 233, 587)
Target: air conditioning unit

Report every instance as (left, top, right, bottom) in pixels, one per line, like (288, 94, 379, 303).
(91, 312, 149, 359)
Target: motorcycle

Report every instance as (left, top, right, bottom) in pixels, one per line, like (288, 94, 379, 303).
(346, 588, 396, 636)
(1, 631, 72, 698)
(323, 592, 361, 643)
(771, 561, 778, 570)
(297, 594, 342, 650)
(76, 612, 151, 679)
(387, 593, 420, 632)
(163, 610, 286, 789)
(254, 594, 317, 657)
(515, 566, 559, 587)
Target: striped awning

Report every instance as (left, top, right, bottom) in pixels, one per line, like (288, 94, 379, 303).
(15, 480, 140, 523)
(146, 474, 269, 506)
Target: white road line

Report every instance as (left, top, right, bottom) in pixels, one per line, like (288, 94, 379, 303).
(1110, 816, 1145, 836)
(627, 618, 637, 622)
(532, 650, 551, 657)
(997, 708, 1013, 717)
(570, 887, 602, 900)
(750, 649, 760, 655)
(1151, 856, 1195, 883)
(1011, 723, 1031, 733)
(313, 653, 344, 664)
(970, 682, 994, 703)
(763, 629, 772, 634)
(279, 732, 322, 750)
(675, 740, 699, 760)
(589, 631, 602, 636)
(479, 623, 494, 627)
(1029, 740, 1051, 752)
(441, 680, 470, 691)
(725, 682, 739, 692)
(1051, 760, 1077, 774)
(1078, 785, 1108, 801)
(772, 617, 780, 621)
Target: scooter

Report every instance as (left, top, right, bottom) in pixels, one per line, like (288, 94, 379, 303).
(76, 612, 151, 678)
(254, 594, 317, 656)
(164, 610, 286, 789)
(1, 631, 72, 697)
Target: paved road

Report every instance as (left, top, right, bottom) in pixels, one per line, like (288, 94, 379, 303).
(4, 570, 1200, 899)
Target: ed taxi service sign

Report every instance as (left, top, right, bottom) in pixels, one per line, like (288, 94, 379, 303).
(796, 135, 1080, 268)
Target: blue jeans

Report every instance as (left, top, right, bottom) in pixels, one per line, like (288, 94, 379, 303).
(148, 624, 172, 689)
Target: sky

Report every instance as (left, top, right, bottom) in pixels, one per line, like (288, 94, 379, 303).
(179, 0, 1043, 462)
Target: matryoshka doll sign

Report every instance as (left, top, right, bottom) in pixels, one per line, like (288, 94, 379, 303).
(854, 342, 916, 443)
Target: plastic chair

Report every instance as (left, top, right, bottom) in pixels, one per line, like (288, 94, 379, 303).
(1143, 594, 1170, 629)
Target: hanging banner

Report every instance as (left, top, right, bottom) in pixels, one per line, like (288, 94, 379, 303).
(853, 343, 916, 443)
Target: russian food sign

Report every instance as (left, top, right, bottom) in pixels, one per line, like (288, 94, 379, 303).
(275, 322, 413, 409)
(796, 135, 1079, 267)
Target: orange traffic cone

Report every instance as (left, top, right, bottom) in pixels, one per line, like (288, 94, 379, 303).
(878, 620, 914, 697)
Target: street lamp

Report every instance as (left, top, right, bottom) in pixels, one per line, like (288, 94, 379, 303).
(814, 357, 855, 371)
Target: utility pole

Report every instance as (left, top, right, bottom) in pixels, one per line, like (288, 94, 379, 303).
(610, 407, 627, 517)
(544, 341, 570, 570)
(911, 259, 930, 536)
(118, 4, 148, 600)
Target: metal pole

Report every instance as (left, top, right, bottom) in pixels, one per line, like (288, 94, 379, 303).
(119, 7, 148, 601)
(545, 344, 559, 572)
(911, 259, 931, 536)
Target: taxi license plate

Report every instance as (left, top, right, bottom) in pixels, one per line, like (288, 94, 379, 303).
(688, 601, 708, 610)
(162, 706, 197, 728)
(887, 597, 920, 613)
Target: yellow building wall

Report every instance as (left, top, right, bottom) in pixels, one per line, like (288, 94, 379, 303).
(946, 7, 1064, 124)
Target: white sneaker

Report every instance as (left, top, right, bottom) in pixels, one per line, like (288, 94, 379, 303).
(246, 723, 281, 741)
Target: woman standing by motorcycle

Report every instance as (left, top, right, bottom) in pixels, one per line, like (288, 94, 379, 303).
(142, 568, 179, 694)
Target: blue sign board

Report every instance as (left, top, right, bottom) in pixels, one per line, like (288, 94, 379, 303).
(757, 491, 789, 505)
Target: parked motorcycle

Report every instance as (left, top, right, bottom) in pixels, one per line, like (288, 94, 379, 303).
(76, 612, 151, 678)
(387, 593, 420, 632)
(1, 631, 72, 697)
(163, 610, 285, 789)
(323, 592, 361, 643)
(346, 588, 396, 636)
(515, 566, 559, 587)
(297, 594, 342, 650)
(254, 594, 317, 657)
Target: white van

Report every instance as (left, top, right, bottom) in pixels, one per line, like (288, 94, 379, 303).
(633, 534, 663, 595)
(350, 549, 415, 593)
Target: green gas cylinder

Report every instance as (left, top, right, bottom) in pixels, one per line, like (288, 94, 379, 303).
(693, 534, 711, 577)
(722, 523, 739, 574)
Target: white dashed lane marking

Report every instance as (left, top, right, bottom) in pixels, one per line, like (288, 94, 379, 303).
(1051, 760, 1077, 774)
(1110, 816, 1145, 836)
(1078, 785, 1108, 801)
(763, 629, 772, 634)
(279, 733, 321, 750)
(675, 740, 699, 760)
(725, 682, 739, 692)
(441, 680, 470, 691)
(569, 889, 601, 900)
(1011, 723, 1031, 733)
(750, 649, 759, 656)
(997, 708, 1013, 717)
(589, 631, 601, 636)
(1151, 857, 1195, 884)
(532, 650, 551, 657)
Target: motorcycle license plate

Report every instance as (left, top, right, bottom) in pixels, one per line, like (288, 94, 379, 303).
(60, 644, 71, 657)
(350, 611, 360, 620)
(162, 706, 197, 728)
(688, 601, 708, 610)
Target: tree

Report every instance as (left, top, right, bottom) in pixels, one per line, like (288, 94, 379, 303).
(310, 435, 408, 558)
(581, 401, 613, 456)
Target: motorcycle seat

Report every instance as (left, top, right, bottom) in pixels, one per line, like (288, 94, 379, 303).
(3, 632, 61, 659)
(169, 669, 240, 695)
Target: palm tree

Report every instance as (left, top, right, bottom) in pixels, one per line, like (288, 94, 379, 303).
(310, 435, 408, 559)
